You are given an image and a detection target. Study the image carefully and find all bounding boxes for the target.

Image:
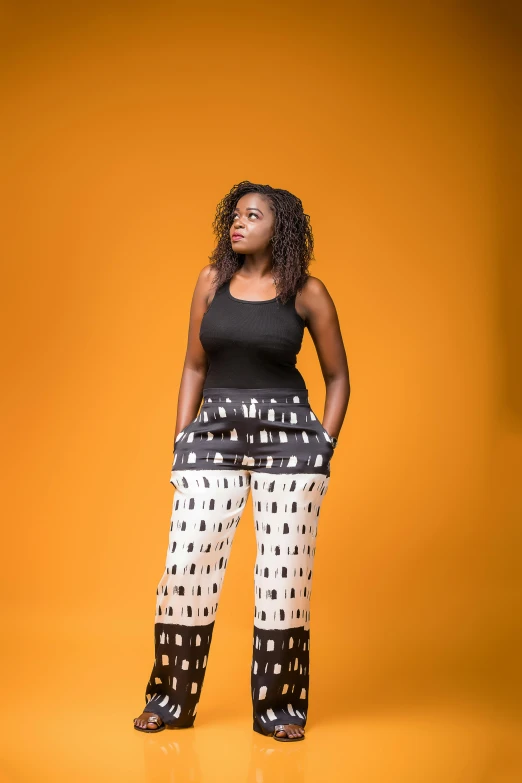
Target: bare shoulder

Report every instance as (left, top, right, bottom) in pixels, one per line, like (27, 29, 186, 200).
(298, 275, 331, 309)
(296, 275, 333, 321)
(193, 263, 220, 309)
(298, 275, 329, 299)
(194, 263, 219, 294)
(197, 263, 219, 286)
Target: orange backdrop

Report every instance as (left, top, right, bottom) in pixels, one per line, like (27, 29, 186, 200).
(2, 1, 521, 780)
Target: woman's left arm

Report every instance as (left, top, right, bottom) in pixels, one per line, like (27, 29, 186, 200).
(297, 276, 350, 441)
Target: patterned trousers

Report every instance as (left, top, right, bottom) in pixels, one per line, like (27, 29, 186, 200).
(142, 386, 334, 735)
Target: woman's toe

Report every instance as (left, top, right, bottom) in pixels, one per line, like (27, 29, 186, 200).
(134, 712, 163, 729)
(274, 723, 305, 738)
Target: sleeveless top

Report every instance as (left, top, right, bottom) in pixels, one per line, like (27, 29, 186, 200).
(199, 278, 307, 389)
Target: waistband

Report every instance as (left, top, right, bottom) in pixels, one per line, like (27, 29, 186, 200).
(202, 387, 310, 404)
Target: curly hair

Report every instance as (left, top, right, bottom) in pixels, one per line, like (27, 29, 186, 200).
(208, 180, 315, 305)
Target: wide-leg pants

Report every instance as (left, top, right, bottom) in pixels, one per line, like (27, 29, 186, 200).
(142, 386, 334, 736)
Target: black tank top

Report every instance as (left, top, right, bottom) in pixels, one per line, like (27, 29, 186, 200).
(200, 278, 307, 389)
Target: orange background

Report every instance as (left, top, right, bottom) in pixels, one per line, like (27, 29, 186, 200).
(2, 1, 521, 780)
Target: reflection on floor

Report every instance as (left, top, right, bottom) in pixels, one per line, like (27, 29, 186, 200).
(2, 614, 520, 782)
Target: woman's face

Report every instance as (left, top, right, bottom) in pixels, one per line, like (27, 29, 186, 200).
(229, 193, 275, 254)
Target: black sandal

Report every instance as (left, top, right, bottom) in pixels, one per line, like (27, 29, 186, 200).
(272, 724, 305, 742)
(133, 713, 166, 733)
(253, 714, 306, 741)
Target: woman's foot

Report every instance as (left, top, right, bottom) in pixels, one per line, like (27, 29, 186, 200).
(274, 723, 305, 739)
(133, 711, 164, 730)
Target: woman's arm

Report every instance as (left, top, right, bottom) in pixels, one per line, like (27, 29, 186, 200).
(174, 264, 216, 442)
(296, 276, 350, 440)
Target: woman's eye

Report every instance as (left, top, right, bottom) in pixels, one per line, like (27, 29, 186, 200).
(232, 212, 258, 220)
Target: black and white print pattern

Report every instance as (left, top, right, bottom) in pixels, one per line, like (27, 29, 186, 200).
(172, 387, 334, 477)
(143, 387, 333, 735)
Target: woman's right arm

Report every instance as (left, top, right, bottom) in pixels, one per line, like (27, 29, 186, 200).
(173, 264, 216, 442)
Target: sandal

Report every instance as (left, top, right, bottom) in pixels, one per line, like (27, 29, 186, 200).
(253, 714, 305, 741)
(272, 724, 305, 742)
(133, 713, 166, 733)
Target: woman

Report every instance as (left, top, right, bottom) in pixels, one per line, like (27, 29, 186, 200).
(133, 181, 350, 742)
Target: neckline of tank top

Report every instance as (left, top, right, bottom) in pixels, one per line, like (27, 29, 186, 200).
(202, 280, 305, 327)
(226, 278, 278, 304)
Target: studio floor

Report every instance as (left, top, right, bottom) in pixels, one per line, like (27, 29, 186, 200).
(1, 614, 520, 783)
(5, 708, 520, 783)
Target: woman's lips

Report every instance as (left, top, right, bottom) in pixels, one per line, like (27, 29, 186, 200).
(232, 234, 244, 241)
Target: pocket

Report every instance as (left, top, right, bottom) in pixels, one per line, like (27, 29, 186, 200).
(310, 408, 333, 445)
(320, 422, 331, 439)
(173, 416, 199, 452)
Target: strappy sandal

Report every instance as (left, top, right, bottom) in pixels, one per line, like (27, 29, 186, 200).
(133, 713, 166, 733)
